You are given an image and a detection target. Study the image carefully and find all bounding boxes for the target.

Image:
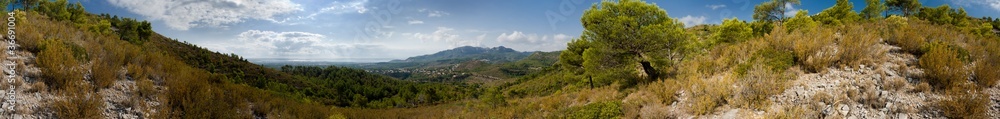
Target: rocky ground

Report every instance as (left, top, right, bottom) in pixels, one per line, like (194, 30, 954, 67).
(0, 40, 161, 119)
(671, 43, 1000, 118)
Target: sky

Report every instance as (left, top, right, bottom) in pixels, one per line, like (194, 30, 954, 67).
(65, 0, 1000, 62)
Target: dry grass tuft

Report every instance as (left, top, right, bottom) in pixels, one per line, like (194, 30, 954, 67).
(838, 24, 886, 67)
(54, 83, 104, 119)
(882, 77, 908, 91)
(938, 84, 988, 118)
(732, 64, 790, 110)
(686, 73, 734, 115)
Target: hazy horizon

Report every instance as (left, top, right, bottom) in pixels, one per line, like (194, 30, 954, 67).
(71, 0, 1000, 61)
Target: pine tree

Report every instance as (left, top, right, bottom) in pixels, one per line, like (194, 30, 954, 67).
(578, 0, 691, 85)
(861, 0, 886, 19)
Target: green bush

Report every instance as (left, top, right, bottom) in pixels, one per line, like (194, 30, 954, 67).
(919, 41, 968, 89)
(783, 10, 818, 32)
(750, 21, 774, 36)
(813, 0, 861, 26)
(886, 15, 908, 29)
(38, 38, 81, 90)
(737, 47, 794, 76)
(711, 18, 754, 44)
(567, 101, 622, 119)
(480, 87, 507, 108)
(916, 5, 970, 27)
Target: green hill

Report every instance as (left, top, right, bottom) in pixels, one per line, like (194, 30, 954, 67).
(5, 0, 476, 118)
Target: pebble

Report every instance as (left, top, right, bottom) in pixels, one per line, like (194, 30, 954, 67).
(840, 104, 850, 115)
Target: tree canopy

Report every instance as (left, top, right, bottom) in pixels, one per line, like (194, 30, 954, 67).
(783, 10, 818, 32)
(753, 0, 801, 23)
(861, 0, 887, 20)
(813, 0, 861, 26)
(887, 0, 921, 16)
(570, 0, 691, 86)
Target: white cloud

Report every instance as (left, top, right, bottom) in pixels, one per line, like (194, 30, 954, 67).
(412, 27, 459, 42)
(318, 0, 369, 14)
(107, 0, 302, 30)
(784, 3, 799, 17)
(954, 0, 1000, 12)
(553, 34, 571, 41)
(497, 31, 540, 44)
(408, 20, 424, 24)
(235, 30, 326, 55)
(476, 34, 488, 41)
(407, 27, 483, 47)
(678, 15, 707, 27)
(428, 11, 450, 17)
(214, 30, 391, 60)
(418, 9, 450, 17)
(706, 4, 727, 10)
(495, 31, 572, 51)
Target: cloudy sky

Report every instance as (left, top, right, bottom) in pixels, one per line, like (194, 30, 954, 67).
(73, 0, 1000, 62)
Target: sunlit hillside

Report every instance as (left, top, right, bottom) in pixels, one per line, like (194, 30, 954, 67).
(1, 0, 998, 118)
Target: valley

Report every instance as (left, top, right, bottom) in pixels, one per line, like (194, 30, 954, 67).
(0, 0, 999, 118)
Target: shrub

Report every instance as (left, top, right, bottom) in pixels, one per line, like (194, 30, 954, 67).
(91, 58, 117, 88)
(919, 41, 970, 62)
(37, 38, 81, 89)
(919, 41, 968, 89)
(137, 78, 156, 99)
(479, 87, 506, 108)
(711, 18, 754, 44)
(913, 82, 931, 93)
(783, 10, 818, 32)
(792, 28, 839, 72)
(733, 64, 789, 110)
(687, 74, 733, 115)
(886, 15, 908, 29)
(648, 79, 681, 104)
(750, 21, 774, 36)
(735, 47, 794, 76)
(29, 82, 48, 93)
(887, 26, 927, 54)
(938, 85, 988, 118)
(55, 84, 104, 119)
(883, 77, 908, 91)
(839, 25, 883, 67)
(567, 101, 622, 119)
(813, 0, 861, 26)
(972, 42, 999, 87)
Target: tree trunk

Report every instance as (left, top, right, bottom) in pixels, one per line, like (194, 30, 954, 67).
(640, 61, 657, 80)
(589, 76, 594, 88)
(636, 52, 658, 81)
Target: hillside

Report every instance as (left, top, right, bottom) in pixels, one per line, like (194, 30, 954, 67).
(0, 0, 476, 118)
(331, 0, 1000, 118)
(328, 46, 559, 83)
(4, 0, 1000, 118)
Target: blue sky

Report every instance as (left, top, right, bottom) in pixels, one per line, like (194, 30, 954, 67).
(68, 0, 1000, 62)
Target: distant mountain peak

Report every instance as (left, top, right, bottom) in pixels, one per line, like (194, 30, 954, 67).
(396, 46, 530, 63)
